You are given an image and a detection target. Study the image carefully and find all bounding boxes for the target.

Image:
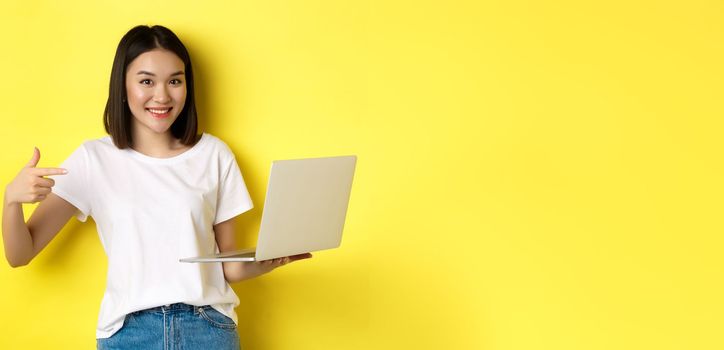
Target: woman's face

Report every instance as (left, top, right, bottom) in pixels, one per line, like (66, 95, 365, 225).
(125, 49, 187, 136)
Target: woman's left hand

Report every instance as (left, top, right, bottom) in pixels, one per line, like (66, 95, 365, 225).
(260, 253, 313, 270)
(228, 253, 313, 282)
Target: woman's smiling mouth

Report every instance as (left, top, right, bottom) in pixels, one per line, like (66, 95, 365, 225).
(146, 107, 172, 118)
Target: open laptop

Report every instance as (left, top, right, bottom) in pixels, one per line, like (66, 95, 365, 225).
(180, 155, 357, 263)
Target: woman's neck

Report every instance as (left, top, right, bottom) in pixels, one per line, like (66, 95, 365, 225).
(131, 128, 186, 158)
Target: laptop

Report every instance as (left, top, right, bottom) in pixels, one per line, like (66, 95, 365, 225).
(180, 155, 357, 263)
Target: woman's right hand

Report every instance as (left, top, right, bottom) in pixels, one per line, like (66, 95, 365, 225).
(4, 147, 68, 205)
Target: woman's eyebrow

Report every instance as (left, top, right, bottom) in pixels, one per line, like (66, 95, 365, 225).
(136, 70, 184, 76)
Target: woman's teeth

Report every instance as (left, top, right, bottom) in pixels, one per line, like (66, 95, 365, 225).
(147, 108, 171, 114)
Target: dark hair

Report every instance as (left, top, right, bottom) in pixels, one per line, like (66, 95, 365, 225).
(104, 25, 199, 149)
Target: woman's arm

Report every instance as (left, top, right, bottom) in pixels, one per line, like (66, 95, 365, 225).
(213, 217, 311, 283)
(2, 195, 33, 267)
(3, 193, 78, 267)
(3, 149, 75, 267)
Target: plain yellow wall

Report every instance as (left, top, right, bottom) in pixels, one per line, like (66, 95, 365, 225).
(1, 0, 722, 349)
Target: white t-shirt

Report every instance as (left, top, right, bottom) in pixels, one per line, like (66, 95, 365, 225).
(48, 132, 253, 339)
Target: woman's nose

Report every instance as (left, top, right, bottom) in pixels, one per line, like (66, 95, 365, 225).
(153, 86, 171, 103)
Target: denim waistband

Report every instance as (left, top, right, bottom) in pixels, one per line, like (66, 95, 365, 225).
(139, 303, 204, 314)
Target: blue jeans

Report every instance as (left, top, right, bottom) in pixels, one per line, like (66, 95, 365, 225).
(96, 303, 241, 350)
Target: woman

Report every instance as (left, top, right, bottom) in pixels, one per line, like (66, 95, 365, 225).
(2, 24, 310, 349)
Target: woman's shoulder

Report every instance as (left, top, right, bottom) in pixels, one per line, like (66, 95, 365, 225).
(201, 132, 235, 154)
(201, 132, 222, 145)
(72, 134, 113, 152)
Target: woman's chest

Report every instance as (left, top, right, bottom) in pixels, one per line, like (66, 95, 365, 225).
(92, 159, 221, 223)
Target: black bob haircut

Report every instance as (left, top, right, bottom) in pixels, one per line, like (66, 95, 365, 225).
(103, 25, 199, 149)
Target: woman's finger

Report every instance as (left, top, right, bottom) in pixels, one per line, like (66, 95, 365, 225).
(30, 167, 68, 177)
(289, 253, 313, 262)
(35, 187, 52, 195)
(35, 177, 55, 188)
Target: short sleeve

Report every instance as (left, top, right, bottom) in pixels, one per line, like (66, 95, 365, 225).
(49, 144, 92, 222)
(214, 147, 254, 225)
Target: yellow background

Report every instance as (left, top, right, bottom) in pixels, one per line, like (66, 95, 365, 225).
(1, 0, 722, 349)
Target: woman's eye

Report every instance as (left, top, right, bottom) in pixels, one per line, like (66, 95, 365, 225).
(170, 79, 183, 85)
(140, 79, 152, 85)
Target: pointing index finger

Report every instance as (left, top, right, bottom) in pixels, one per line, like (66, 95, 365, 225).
(33, 168, 69, 176)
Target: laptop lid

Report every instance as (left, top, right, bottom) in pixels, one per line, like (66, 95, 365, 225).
(254, 155, 357, 261)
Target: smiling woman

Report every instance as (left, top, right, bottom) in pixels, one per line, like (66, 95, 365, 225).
(1, 24, 311, 350)
(103, 25, 198, 151)
(125, 49, 187, 139)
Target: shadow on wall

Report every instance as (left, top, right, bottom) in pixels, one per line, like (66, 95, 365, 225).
(34, 216, 97, 273)
(233, 261, 371, 350)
